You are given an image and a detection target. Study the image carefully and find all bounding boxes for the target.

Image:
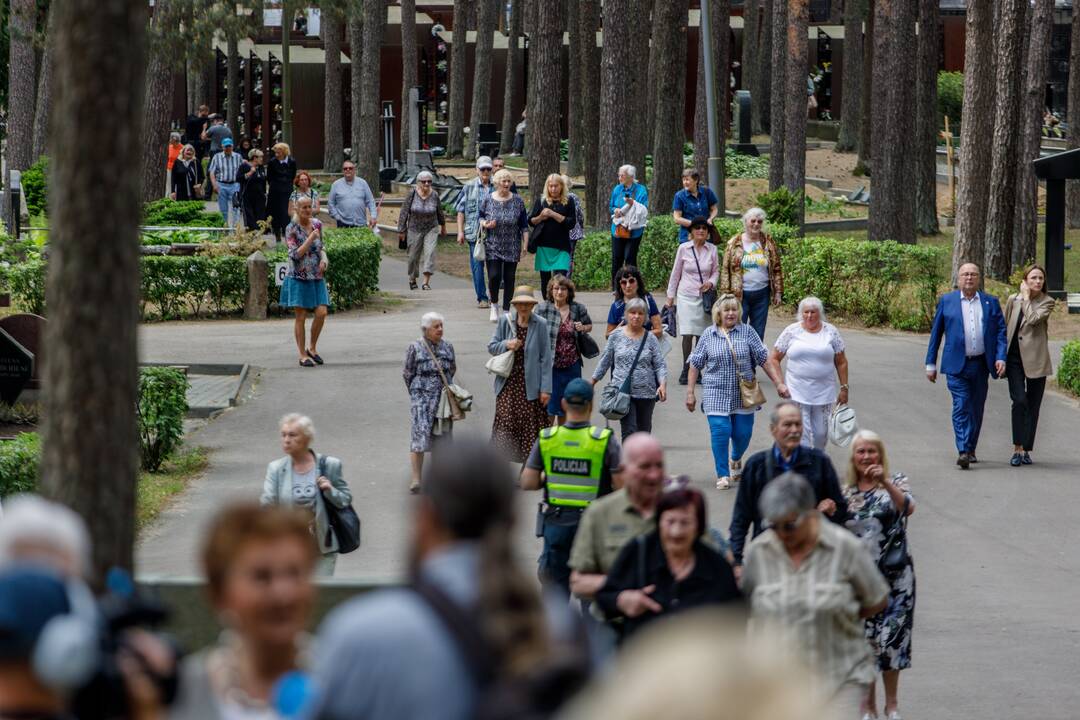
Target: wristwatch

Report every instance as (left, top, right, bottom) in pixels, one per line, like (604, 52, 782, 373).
(839, 384, 849, 390)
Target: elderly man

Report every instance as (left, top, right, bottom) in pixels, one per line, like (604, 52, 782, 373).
(925, 262, 1007, 469)
(327, 160, 378, 229)
(608, 164, 649, 291)
(0, 495, 91, 579)
(207, 137, 242, 228)
(728, 401, 848, 573)
(455, 155, 494, 307)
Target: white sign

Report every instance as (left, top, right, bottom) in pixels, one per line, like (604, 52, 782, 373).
(274, 262, 288, 287)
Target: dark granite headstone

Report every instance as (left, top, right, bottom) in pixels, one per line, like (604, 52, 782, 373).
(731, 90, 759, 156)
(0, 328, 33, 405)
(0, 314, 44, 389)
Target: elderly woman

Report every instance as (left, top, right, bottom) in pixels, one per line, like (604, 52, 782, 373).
(170, 504, 317, 719)
(165, 132, 183, 194)
(671, 169, 719, 243)
(281, 196, 329, 367)
(607, 265, 663, 339)
(608, 164, 650, 290)
(170, 144, 200, 201)
(403, 312, 457, 493)
(687, 294, 789, 490)
(489, 285, 552, 461)
(743, 472, 890, 715)
(260, 414, 353, 575)
(238, 148, 268, 232)
(843, 431, 916, 720)
(1004, 264, 1055, 466)
(666, 216, 720, 385)
(0, 495, 91, 579)
(397, 170, 446, 291)
(720, 207, 784, 340)
(769, 297, 849, 450)
(529, 173, 577, 291)
(535, 274, 593, 422)
(289, 170, 321, 216)
(596, 487, 740, 640)
(592, 297, 668, 439)
(481, 168, 530, 320)
(267, 142, 298, 241)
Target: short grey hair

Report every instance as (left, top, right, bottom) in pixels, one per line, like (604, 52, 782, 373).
(0, 495, 92, 578)
(758, 472, 815, 521)
(421, 311, 445, 330)
(742, 207, 767, 227)
(769, 400, 800, 428)
(279, 413, 315, 443)
(624, 297, 648, 316)
(618, 164, 637, 180)
(416, 170, 435, 183)
(170, 132, 181, 142)
(796, 296, 826, 322)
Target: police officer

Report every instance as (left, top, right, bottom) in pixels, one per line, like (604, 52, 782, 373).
(521, 378, 622, 598)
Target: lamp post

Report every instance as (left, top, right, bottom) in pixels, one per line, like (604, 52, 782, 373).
(699, 0, 723, 192)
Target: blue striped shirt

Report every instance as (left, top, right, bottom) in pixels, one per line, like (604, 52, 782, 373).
(689, 323, 768, 414)
(208, 151, 242, 184)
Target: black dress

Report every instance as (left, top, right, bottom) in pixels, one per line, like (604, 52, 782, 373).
(171, 160, 199, 201)
(238, 162, 268, 230)
(267, 156, 297, 236)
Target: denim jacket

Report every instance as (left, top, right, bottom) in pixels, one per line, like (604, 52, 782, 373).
(455, 177, 494, 242)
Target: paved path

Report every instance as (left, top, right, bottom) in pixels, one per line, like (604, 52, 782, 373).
(137, 255, 1080, 719)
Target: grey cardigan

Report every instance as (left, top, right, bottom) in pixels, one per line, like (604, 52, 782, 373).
(488, 311, 553, 400)
(261, 452, 352, 554)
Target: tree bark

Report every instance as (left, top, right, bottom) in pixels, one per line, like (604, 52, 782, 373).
(1013, 0, 1054, 266)
(1068, 3, 1080, 227)
(599, 0, 636, 219)
(651, 0, 689, 215)
(465, 0, 497, 160)
(526, 0, 561, 199)
(867, 0, 916, 243)
(226, 32, 240, 134)
(631, 0, 653, 181)
(6, 0, 36, 221)
(983, 0, 1026, 280)
(31, 4, 55, 161)
(913, 0, 939, 234)
(41, 0, 148, 582)
(324, 10, 344, 171)
(140, 0, 178, 203)
(566, 0, 584, 176)
(357, 0, 386, 190)
(349, 4, 363, 160)
(768, 0, 787, 191)
(499, 0, 523, 156)
(782, 0, 807, 229)
(447, 0, 471, 157)
(854, 0, 874, 174)
(952, 0, 993, 283)
(834, 0, 862, 152)
(694, 20, 709, 182)
(759, 0, 772, 133)
(398, 0, 416, 159)
(578, 0, 601, 226)
(743, 0, 763, 135)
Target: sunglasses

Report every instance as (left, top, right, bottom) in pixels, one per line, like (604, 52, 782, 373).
(620, 278, 637, 285)
(419, 180, 432, 185)
(773, 512, 809, 533)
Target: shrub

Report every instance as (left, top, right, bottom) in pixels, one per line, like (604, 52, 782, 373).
(7, 257, 47, 315)
(0, 433, 41, 497)
(21, 157, 48, 218)
(143, 198, 225, 227)
(725, 152, 770, 179)
(137, 367, 189, 472)
(938, 71, 964, 127)
(1058, 340, 1080, 398)
(756, 187, 804, 227)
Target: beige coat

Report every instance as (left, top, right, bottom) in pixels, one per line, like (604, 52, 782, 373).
(1004, 293, 1055, 378)
(719, 232, 784, 298)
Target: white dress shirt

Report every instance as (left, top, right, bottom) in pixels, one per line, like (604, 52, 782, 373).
(960, 291, 985, 357)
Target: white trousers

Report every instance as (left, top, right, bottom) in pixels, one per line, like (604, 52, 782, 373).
(797, 401, 833, 450)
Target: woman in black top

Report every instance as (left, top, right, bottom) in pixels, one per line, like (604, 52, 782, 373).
(238, 149, 269, 232)
(267, 142, 298, 240)
(529, 173, 577, 292)
(171, 144, 200, 201)
(597, 487, 741, 639)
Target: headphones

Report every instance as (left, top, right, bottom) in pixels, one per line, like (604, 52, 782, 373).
(32, 578, 101, 693)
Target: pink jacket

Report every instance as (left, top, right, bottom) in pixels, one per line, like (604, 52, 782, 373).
(667, 241, 719, 300)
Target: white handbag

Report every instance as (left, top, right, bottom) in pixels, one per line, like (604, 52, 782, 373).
(485, 349, 514, 378)
(829, 403, 858, 447)
(473, 225, 487, 261)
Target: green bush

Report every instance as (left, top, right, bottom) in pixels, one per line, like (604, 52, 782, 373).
(7, 257, 47, 315)
(938, 71, 963, 127)
(143, 198, 225, 227)
(725, 152, 769, 179)
(137, 367, 190, 472)
(140, 255, 248, 319)
(0, 433, 40, 497)
(21, 157, 48, 218)
(756, 187, 804, 227)
(1058, 340, 1080, 397)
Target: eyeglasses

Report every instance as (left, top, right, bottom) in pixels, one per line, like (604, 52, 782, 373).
(773, 512, 809, 534)
(479, 168, 492, 172)
(419, 180, 432, 185)
(620, 278, 637, 285)
(343, 166, 355, 172)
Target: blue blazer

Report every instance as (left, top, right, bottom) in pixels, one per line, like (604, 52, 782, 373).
(925, 291, 1007, 376)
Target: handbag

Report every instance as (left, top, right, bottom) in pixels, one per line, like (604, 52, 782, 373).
(316, 454, 361, 554)
(879, 496, 910, 577)
(614, 223, 631, 239)
(660, 305, 678, 338)
(486, 316, 517, 378)
(599, 333, 649, 420)
(473, 224, 487, 261)
(721, 327, 766, 408)
(829, 403, 858, 447)
(576, 330, 600, 359)
(398, 233, 408, 251)
(424, 340, 471, 421)
(690, 244, 718, 314)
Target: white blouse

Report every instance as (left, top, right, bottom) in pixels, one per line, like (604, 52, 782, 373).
(775, 321, 845, 405)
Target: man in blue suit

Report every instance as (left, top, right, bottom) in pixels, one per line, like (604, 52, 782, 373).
(925, 263, 1008, 469)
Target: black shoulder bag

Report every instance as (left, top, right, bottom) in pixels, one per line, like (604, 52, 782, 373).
(690, 244, 718, 314)
(879, 496, 910, 576)
(317, 453, 361, 554)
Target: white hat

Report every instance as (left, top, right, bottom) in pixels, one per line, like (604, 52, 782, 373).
(828, 404, 858, 447)
(476, 156, 494, 170)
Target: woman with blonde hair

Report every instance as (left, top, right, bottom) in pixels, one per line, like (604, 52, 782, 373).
(529, 173, 577, 291)
(720, 207, 784, 340)
(1004, 264, 1055, 466)
(268, 141, 298, 241)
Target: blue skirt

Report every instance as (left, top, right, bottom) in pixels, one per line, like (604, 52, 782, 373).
(548, 360, 583, 416)
(280, 277, 330, 309)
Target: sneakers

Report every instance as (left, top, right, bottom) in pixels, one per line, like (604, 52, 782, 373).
(489, 305, 499, 322)
(956, 453, 970, 470)
(716, 476, 731, 490)
(1010, 452, 1023, 467)
(1022, 452, 1032, 465)
(479, 300, 490, 309)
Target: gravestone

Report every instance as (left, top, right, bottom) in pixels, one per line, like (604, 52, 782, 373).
(0, 328, 33, 405)
(406, 149, 436, 176)
(0, 314, 44, 390)
(730, 90, 759, 156)
(1032, 149, 1078, 299)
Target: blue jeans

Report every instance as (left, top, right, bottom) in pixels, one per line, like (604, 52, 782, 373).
(946, 355, 990, 454)
(707, 413, 755, 477)
(539, 512, 580, 598)
(217, 182, 240, 227)
(742, 286, 771, 341)
(467, 241, 489, 303)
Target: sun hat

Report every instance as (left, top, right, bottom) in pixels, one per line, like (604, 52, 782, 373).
(510, 285, 538, 305)
(828, 403, 859, 447)
(689, 215, 710, 230)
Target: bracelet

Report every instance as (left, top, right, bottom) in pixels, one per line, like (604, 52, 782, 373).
(839, 384, 848, 390)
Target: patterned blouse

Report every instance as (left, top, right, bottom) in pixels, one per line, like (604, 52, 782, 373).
(397, 188, 445, 235)
(285, 219, 325, 281)
(843, 473, 914, 564)
(688, 323, 769, 414)
(479, 193, 529, 262)
(592, 329, 668, 399)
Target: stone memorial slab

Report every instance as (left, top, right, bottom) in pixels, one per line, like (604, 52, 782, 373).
(0, 314, 45, 389)
(0, 328, 33, 405)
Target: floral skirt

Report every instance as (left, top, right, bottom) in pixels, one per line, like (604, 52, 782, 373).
(491, 363, 550, 462)
(866, 562, 915, 671)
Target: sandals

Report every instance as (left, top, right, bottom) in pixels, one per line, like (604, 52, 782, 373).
(729, 459, 743, 482)
(716, 476, 731, 490)
(306, 349, 324, 365)
(421, 283, 431, 291)
(299, 358, 315, 368)
(409, 280, 418, 290)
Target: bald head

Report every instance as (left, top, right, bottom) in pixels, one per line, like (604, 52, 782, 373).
(957, 263, 980, 295)
(622, 433, 665, 510)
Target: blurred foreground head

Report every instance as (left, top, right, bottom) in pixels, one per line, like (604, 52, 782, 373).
(0, 495, 91, 579)
(557, 611, 830, 720)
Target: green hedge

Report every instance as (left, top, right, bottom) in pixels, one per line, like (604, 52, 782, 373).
(0, 433, 40, 497)
(1058, 340, 1080, 397)
(143, 198, 225, 227)
(22, 157, 48, 218)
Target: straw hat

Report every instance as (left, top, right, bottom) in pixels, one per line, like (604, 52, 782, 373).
(510, 285, 538, 305)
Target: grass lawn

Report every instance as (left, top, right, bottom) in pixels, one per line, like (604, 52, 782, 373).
(137, 445, 208, 532)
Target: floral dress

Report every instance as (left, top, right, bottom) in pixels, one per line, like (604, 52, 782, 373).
(479, 193, 528, 262)
(843, 473, 915, 672)
(491, 323, 550, 461)
(403, 339, 456, 452)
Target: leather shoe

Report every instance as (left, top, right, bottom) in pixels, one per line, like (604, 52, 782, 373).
(1022, 452, 1032, 465)
(969, 453, 978, 463)
(1010, 453, 1023, 467)
(956, 453, 970, 469)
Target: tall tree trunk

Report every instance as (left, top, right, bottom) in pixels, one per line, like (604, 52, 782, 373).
(631, 0, 652, 182)
(499, 0, 523, 156)
(324, 11, 344, 171)
(226, 32, 240, 133)
(743, 0, 763, 135)
(399, 0, 416, 159)
(855, 0, 874, 173)
(140, 0, 177, 203)
(31, 5, 55, 161)
(651, 0, 689, 215)
(834, 0, 862, 152)
(952, 0, 993, 282)
(913, 0, 939, 234)
(41, 0, 148, 581)
(1068, 3, 1080, 227)
(715, 0, 730, 209)
(447, 0, 471, 157)
(760, 0, 772, 133)
(782, 0, 807, 229)
(566, 0, 584, 176)
(984, 0, 1026, 280)
(695, 0, 728, 203)
(357, 0, 387, 190)
(867, 0, 916, 242)
(645, 0, 659, 171)
(578, 0, 601, 226)
(768, 0, 787, 191)
(6, 0, 36, 221)
(694, 24, 709, 182)
(349, 5, 363, 160)
(599, 0, 636, 219)
(526, 0, 561, 199)
(1013, 0, 1054, 266)
(465, 0, 496, 159)
(186, 0, 212, 112)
